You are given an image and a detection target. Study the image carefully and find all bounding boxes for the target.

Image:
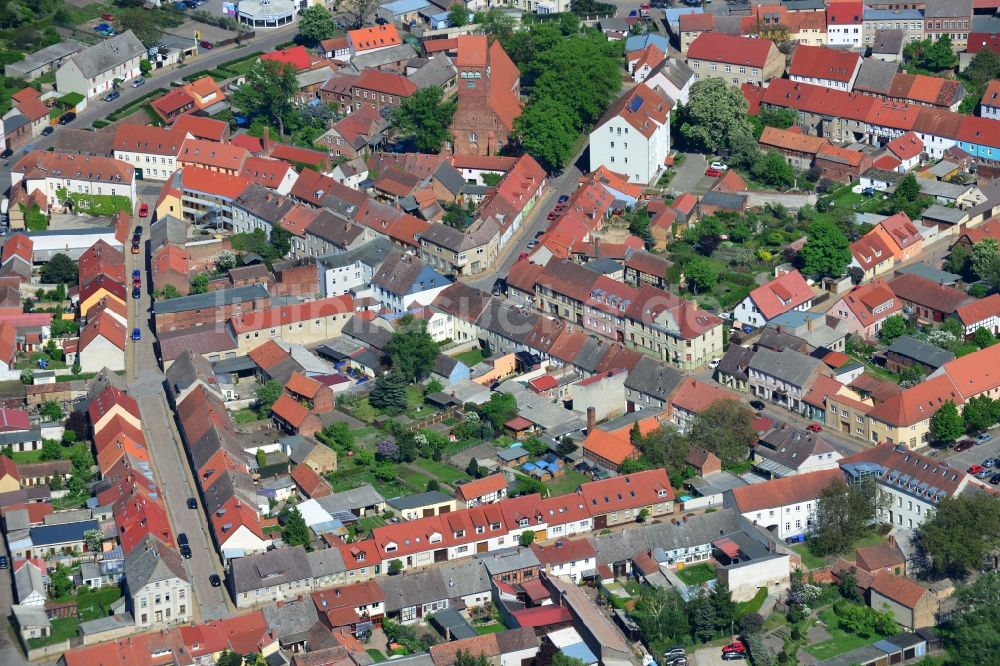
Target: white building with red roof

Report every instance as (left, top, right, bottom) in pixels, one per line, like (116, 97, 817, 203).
(734, 269, 814, 328)
(954, 293, 1000, 338)
(825, 2, 864, 48)
(78, 311, 126, 373)
(983, 79, 1000, 120)
(788, 45, 862, 91)
(12, 151, 136, 210)
(455, 473, 508, 508)
(589, 83, 673, 185)
(112, 124, 183, 181)
(725, 468, 842, 539)
(829, 278, 902, 338)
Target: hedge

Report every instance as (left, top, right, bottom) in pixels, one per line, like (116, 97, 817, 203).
(105, 88, 169, 121)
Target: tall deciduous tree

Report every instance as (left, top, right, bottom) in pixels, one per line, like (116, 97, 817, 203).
(680, 78, 755, 155)
(40, 253, 78, 286)
(810, 478, 882, 556)
(448, 2, 468, 27)
(973, 238, 1000, 293)
(298, 6, 337, 42)
(392, 87, 457, 153)
(684, 256, 718, 294)
(513, 97, 579, 173)
(687, 400, 755, 467)
(255, 379, 283, 415)
(387, 315, 439, 381)
(943, 572, 1000, 664)
(480, 392, 518, 431)
(800, 219, 852, 278)
(918, 494, 1000, 578)
(529, 32, 621, 128)
(233, 59, 299, 137)
(932, 400, 964, 444)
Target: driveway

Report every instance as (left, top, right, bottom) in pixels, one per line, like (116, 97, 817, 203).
(125, 214, 233, 622)
(668, 152, 713, 196)
(937, 425, 1000, 479)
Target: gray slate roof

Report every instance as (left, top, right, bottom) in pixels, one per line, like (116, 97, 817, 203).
(11, 604, 50, 629)
(624, 355, 684, 400)
(349, 43, 418, 70)
(14, 563, 44, 603)
(387, 490, 453, 511)
(592, 508, 744, 564)
(748, 348, 822, 388)
(231, 545, 311, 595)
(379, 558, 490, 613)
(477, 547, 540, 576)
(5, 39, 85, 77)
(124, 534, 189, 593)
(756, 426, 836, 471)
(152, 284, 269, 315)
(233, 184, 295, 225)
(68, 31, 145, 78)
(854, 59, 899, 95)
(872, 29, 904, 55)
(262, 595, 320, 642)
(408, 54, 457, 90)
(305, 546, 348, 579)
(149, 214, 188, 250)
(887, 335, 954, 369)
(315, 485, 385, 514)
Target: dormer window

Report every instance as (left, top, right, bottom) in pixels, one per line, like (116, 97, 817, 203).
(355, 552, 365, 562)
(454, 529, 465, 539)
(519, 518, 529, 527)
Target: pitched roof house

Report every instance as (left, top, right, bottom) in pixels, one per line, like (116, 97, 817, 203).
(734, 270, 814, 327)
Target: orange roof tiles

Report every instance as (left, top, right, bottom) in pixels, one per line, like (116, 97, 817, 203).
(748, 270, 813, 321)
(178, 138, 249, 171)
(759, 126, 828, 155)
(260, 44, 313, 70)
(272, 393, 310, 428)
(1, 233, 32, 265)
(456, 473, 508, 503)
(172, 115, 229, 142)
(869, 571, 928, 608)
(247, 339, 290, 371)
(867, 373, 964, 426)
(597, 83, 672, 139)
(151, 87, 195, 117)
(179, 166, 251, 199)
(887, 131, 923, 161)
(285, 371, 324, 399)
(580, 468, 675, 512)
(955, 293, 1000, 326)
(348, 24, 402, 52)
(79, 310, 126, 352)
(354, 69, 417, 98)
(731, 468, 842, 513)
(113, 124, 183, 156)
(670, 376, 739, 415)
(687, 32, 776, 68)
(291, 462, 332, 498)
(789, 45, 860, 83)
(152, 243, 189, 277)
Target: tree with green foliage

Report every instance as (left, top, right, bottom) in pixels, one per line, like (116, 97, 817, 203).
(354, 449, 374, 466)
(140, 58, 152, 76)
(49, 563, 72, 599)
(836, 567, 864, 603)
(448, 2, 468, 26)
(19, 368, 33, 385)
(932, 400, 964, 444)
(40, 438, 62, 461)
(835, 603, 898, 638)
(942, 572, 1000, 663)
(480, 392, 518, 431)
(370, 368, 409, 413)
(973, 238, 1000, 293)
(964, 395, 999, 433)
(319, 421, 354, 452)
(513, 97, 579, 173)
(811, 477, 882, 556)
(190, 273, 209, 294)
(282, 505, 312, 550)
(255, 379, 283, 415)
(946, 243, 970, 276)
(388, 559, 404, 575)
(84, 528, 104, 552)
(298, 5, 337, 42)
(551, 654, 587, 666)
(882, 174, 932, 220)
(904, 35, 957, 72)
(529, 32, 621, 129)
(879, 315, 908, 344)
(387, 314, 439, 382)
(255, 448, 267, 469)
(800, 219, 852, 278)
(39, 401, 62, 422)
(629, 586, 691, 649)
(690, 593, 718, 642)
(918, 493, 1000, 578)
(556, 437, 578, 458)
(684, 256, 718, 294)
(233, 59, 299, 137)
(393, 86, 457, 153)
(688, 400, 755, 467)
(633, 427, 690, 481)
(680, 78, 755, 156)
(710, 580, 736, 632)
(476, 7, 515, 41)
(519, 530, 535, 547)
(216, 650, 244, 666)
(750, 150, 796, 190)
(40, 253, 78, 286)
(973, 327, 996, 350)
(115, 8, 163, 46)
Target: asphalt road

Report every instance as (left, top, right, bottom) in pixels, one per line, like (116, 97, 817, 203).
(125, 190, 233, 622)
(668, 152, 712, 196)
(0, 541, 34, 666)
(465, 148, 588, 292)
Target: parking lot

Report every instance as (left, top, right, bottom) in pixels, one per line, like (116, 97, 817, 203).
(931, 424, 1000, 484)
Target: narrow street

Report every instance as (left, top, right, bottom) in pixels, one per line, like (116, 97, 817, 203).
(125, 195, 233, 622)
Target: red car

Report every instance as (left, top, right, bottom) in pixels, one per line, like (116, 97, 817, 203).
(969, 464, 986, 475)
(517, 252, 529, 261)
(554, 203, 565, 212)
(722, 641, 747, 654)
(807, 423, 822, 432)
(546, 211, 559, 221)
(705, 167, 722, 177)
(138, 203, 149, 217)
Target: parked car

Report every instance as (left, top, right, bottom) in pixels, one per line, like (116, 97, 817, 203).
(180, 544, 192, 559)
(210, 574, 222, 587)
(968, 464, 986, 475)
(132, 286, 141, 299)
(534, 230, 545, 239)
(991, 474, 1000, 485)
(131, 78, 145, 88)
(976, 468, 993, 480)
(139, 203, 149, 217)
(133, 225, 143, 238)
(554, 203, 565, 212)
(984, 458, 1000, 468)
(0, 556, 8, 569)
(977, 432, 993, 444)
(704, 167, 722, 177)
(131, 327, 141, 341)
(0, 148, 12, 159)
(749, 400, 766, 411)
(546, 211, 559, 221)
(558, 195, 569, 203)
(955, 439, 975, 452)
(722, 641, 747, 654)
(199, 40, 214, 49)
(722, 654, 747, 662)
(710, 161, 728, 171)
(178, 533, 189, 546)
(708, 358, 720, 370)
(517, 252, 529, 261)
(132, 269, 141, 283)
(807, 423, 822, 432)
(105, 90, 120, 102)
(58, 112, 76, 125)
(41, 126, 54, 136)
(375, 16, 388, 24)
(527, 240, 538, 249)
(187, 497, 197, 509)
(131, 241, 141, 254)
(663, 648, 686, 660)
(492, 278, 506, 295)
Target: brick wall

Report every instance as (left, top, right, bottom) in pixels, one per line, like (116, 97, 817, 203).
(273, 258, 320, 298)
(185, 238, 235, 272)
(154, 295, 270, 332)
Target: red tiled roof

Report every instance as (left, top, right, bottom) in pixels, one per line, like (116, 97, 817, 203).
(229, 295, 353, 334)
(596, 83, 671, 140)
(983, 80, 1000, 108)
(456, 473, 507, 503)
(731, 468, 841, 513)
(1, 233, 32, 265)
(270, 143, 330, 168)
(759, 126, 828, 155)
(79, 311, 126, 352)
(354, 69, 416, 97)
(152, 243, 188, 277)
(887, 131, 923, 161)
(485, 39, 522, 133)
(151, 87, 195, 117)
(855, 542, 904, 572)
(888, 273, 972, 316)
(670, 376, 739, 415)
(272, 393, 311, 428)
(680, 11, 715, 31)
(240, 156, 293, 188)
(866, 373, 964, 426)
(430, 635, 500, 665)
(869, 571, 928, 608)
(247, 339, 289, 372)
(285, 371, 324, 399)
(687, 32, 775, 68)
(580, 468, 674, 513)
(113, 124, 183, 156)
(747, 270, 812, 320)
(179, 166, 251, 200)
(348, 24, 402, 52)
(955, 293, 1000, 326)
(260, 45, 312, 70)
(826, 2, 863, 25)
(940, 343, 1000, 399)
(231, 133, 265, 153)
(291, 462, 332, 498)
(531, 537, 596, 566)
(172, 115, 229, 142)
(178, 139, 249, 171)
(851, 228, 895, 272)
(0, 408, 29, 431)
(511, 604, 572, 627)
(957, 115, 1000, 150)
(789, 45, 860, 83)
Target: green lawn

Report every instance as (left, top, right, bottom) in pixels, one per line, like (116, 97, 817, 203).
(75, 585, 124, 621)
(475, 623, 507, 635)
(232, 408, 264, 424)
(413, 458, 468, 485)
(805, 608, 892, 660)
(791, 543, 828, 569)
(544, 468, 590, 496)
(366, 648, 387, 663)
(28, 616, 79, 648)
(794, 534, 889, 569)
(454, 348, 485, 366)
(675, 563, 717, 586)
(735, 587, 768, 618)
(10, 448, 44, 464)
(357, 514, 387, 533)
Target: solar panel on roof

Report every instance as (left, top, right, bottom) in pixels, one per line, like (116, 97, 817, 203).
(629, 96, 644, 113)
